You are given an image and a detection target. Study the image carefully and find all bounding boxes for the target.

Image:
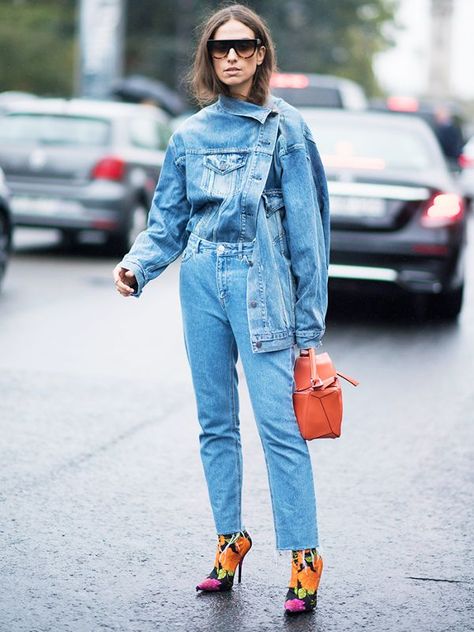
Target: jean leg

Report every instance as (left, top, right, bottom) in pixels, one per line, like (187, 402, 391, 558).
(179, 251, 243, 534)
(224, 256, 319, 550)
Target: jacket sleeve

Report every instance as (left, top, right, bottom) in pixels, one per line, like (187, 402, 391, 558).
(280, 124, 330, 349)
(119, 135, 190, 297)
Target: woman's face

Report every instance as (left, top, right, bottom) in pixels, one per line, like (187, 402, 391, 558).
(210, 19, 266, 100)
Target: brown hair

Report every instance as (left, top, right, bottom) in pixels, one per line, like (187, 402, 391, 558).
(187, 3, 277, 107)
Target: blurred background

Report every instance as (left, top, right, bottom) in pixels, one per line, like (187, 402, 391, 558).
(0, 0, 473, 103)
(1, 2, 473, 631)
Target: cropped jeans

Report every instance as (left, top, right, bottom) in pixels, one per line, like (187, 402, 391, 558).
(179, 232, 319, 550)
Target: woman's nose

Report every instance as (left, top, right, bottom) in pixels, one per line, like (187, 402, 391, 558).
(227, 47, 238, 61)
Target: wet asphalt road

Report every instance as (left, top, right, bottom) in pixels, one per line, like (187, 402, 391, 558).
(1, 227, 473, 632)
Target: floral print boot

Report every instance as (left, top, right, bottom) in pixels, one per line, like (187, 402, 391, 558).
(284, 548, 323, 614)
(196, 530, 252, 592)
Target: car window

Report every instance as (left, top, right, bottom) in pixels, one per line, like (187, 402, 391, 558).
(272, 87, 343, 108)
(128, 117, 170, 151)
(0, 114, 111, 146)
(303, 114, 434, 171)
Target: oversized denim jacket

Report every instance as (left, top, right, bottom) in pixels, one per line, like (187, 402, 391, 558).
(120, 94, 330, 353)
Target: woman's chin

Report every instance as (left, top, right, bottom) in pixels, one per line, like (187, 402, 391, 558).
(219, 77, 252, 97)
(221, 77, 244, 87)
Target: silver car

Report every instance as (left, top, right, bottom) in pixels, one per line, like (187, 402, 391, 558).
(0, 99, 171, 253)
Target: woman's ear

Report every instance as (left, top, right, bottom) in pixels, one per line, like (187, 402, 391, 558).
(257, 45, 266, 65)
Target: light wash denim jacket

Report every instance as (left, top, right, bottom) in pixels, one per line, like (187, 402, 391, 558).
(120, 94, 330, 353)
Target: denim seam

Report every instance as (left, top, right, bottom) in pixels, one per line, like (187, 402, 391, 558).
(228, 335, 242, 531)
(260, 347, 292, 549)
(260, 440, 280, 548)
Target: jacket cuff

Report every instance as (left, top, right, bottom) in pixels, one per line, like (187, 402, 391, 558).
(295, 330, 324, 350)
(118, 258, 146, 298)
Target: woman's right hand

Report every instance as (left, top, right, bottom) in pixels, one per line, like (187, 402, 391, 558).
(113, 264, 137, 297)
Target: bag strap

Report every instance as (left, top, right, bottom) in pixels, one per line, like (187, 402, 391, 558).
(308, 348, 359, 389)
(337, 371, 359, 387)
(309, 348, 324, 388)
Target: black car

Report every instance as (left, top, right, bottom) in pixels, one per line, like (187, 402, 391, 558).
(300, 108, 466, 318)
(0, 166, 13, 291)
(0, 99, 172, 253)
(270, 72, 367, 110)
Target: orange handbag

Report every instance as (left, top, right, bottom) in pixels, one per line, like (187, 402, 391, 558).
(293, 349, 359, 440)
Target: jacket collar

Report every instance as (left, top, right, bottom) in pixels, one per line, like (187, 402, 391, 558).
(217, 94, 278, 123)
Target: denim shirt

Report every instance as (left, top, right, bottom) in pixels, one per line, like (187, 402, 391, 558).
(120, 94, 330, 352)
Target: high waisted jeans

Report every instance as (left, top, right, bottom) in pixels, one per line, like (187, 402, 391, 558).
(179, 232, 319, 550)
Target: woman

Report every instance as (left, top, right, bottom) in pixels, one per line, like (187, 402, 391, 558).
(113, 4, 329, 616)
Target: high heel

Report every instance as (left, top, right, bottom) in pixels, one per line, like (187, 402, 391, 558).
(284, 549, 323, 615)
(196, 530, 252, 592)
(237, 559, 243, 583)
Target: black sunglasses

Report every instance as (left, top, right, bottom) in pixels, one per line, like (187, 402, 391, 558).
(207, 38, 262, 59)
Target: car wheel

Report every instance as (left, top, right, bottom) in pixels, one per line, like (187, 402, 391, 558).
(430, 284, 464, 320)
(107, 204, 148, 256)
(0, 210, 11, 291)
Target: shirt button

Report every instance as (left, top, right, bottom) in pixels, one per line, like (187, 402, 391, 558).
(250, 300, 257, 308)
(217, 244, 225, 253)
(255, 341, 262, 348)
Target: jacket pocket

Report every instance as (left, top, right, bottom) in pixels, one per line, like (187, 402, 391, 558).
(262, 189, 289, 258)
(263, 189, 285, 218)
(200, 151, 248, 198)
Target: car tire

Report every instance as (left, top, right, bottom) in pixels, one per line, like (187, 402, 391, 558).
(107, 204, 148, 256)
(0, 209, 12, 292)
(430, 284, 464, 320)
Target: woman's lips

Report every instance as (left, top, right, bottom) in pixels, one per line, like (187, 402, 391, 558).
(224, 68, 241, 74)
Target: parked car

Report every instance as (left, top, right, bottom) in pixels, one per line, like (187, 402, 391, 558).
(458, 135, 474, 207)
(0, 91, 38, 115)
(0, 166, 13, 292)
(270, 72, 367, 110)
(0, 99, 172, 253)
(300, 108, 466, 318)
(370, 96, 466, 169)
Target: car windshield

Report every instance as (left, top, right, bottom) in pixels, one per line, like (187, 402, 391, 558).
(302, 113, 434, 171)
(0, 114, 111, 146)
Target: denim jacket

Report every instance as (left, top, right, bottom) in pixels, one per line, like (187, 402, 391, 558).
(120, 94, 330, 353)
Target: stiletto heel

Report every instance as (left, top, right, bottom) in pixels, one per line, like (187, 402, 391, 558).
(284, 549, 323, 615)
(196, 530, 252, 592)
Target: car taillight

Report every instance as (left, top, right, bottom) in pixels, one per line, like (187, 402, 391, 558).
(91, 157, 125, 181)
(386, 96, 419, 112)
(421, 193, 464, 227)
(270, 73, 310, 89)
(458, 154, 474, 169)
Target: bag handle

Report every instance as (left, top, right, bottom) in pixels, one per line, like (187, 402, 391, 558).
(306, 348, 359, 389)
(308, 348, 324, 389)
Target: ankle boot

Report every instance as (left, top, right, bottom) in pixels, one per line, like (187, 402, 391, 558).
(196, 530, 252, 592)
(284, 548, 323, 614)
